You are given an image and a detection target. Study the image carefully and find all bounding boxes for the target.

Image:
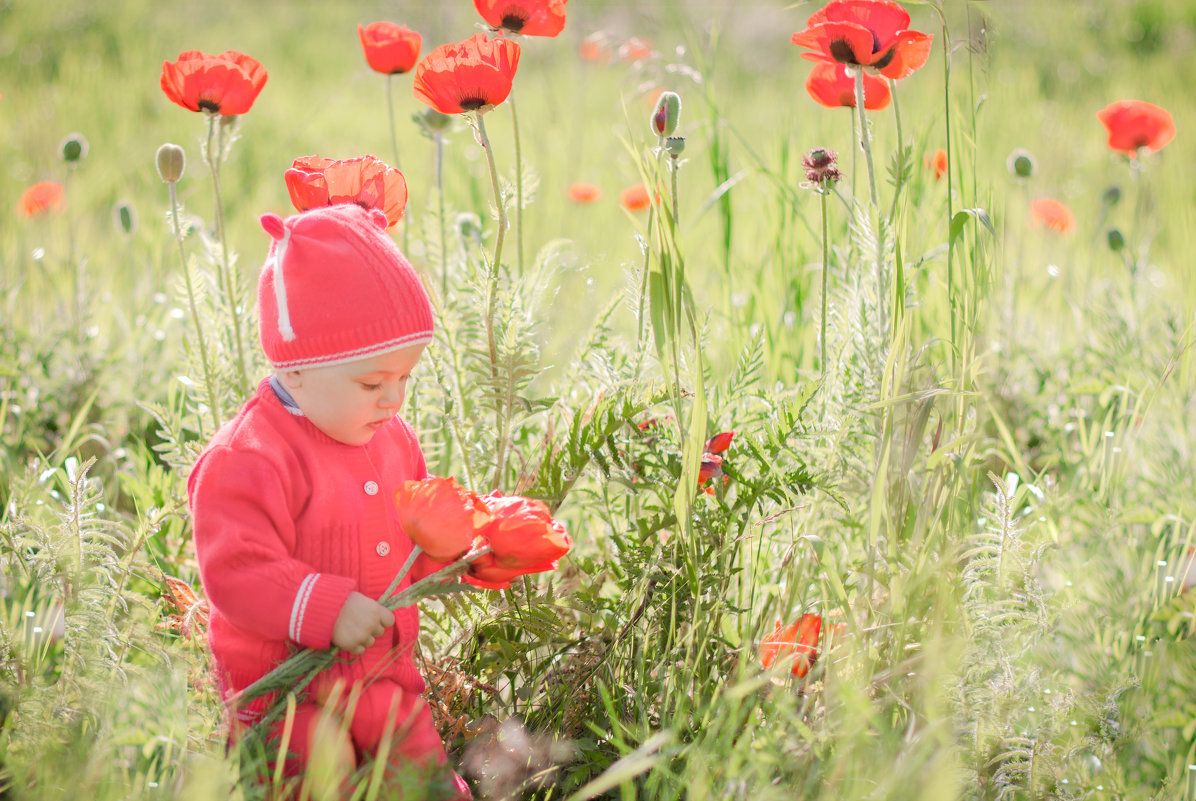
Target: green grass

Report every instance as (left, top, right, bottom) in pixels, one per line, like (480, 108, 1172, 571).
(3, 0, 1196, 798)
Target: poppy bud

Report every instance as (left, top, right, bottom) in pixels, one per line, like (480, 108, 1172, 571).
(156, 143, 186, 183)
(802, 147, 841, 185)
(1106, 228, 1125, 252)
(1102, 186, 1122, 207)
(1006, 148, 1035, 179)
(456, 212, 482, 243)
(59, 133, 89, 164)
(651, 91, 681, 137)
(664, 135, 686, 158)
(114, 201, 137, 235)
(413, 107, 454, 138)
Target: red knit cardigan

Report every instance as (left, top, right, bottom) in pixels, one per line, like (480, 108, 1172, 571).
(188, 379, 444, 722)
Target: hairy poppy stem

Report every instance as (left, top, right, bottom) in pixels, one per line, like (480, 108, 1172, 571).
(820, 188, 830, 378)
(436, 133, 448, 297)
(510, 92, 524, 276)
(204, 115, 251, 398)
(385, 74, 408, 255)
(168, 181, 222, 434)
(854, 68, 887, 342)
(473, 111, 510, 487)
(887, 79, 906, 225)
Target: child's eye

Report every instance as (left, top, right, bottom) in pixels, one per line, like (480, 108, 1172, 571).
(360, 382, 382, 391)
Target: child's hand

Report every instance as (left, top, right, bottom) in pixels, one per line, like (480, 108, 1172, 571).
(331, 592, 394, 655)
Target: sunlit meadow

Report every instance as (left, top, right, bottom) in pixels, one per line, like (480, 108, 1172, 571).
(3, 1, 1196, 799)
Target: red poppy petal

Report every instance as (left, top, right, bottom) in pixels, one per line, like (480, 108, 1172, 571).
(875, 30, 933, 80)
(817, 0, 911, 45)
(792, 21, 880, 67)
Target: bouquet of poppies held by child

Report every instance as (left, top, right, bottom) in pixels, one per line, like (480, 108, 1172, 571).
(234, 477, 570, 708)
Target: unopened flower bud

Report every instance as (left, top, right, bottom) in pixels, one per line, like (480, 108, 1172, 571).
(156, 143, 186, 183)
(59, 133, 89, 164)
(651, 91, 681, 137)
(114, 201, 137, 235)
(802, 147, 841, 185)
(414, 107, 454, 136)
(1102, 185, 1122, 207)
(456, 212, 482, 243)
(1106, 228, 1125, 252)
(1006, 148, 1035, 179)
(664, 135, 686, 158)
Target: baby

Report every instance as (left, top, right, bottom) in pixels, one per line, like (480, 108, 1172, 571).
(187, 203, 469, 798)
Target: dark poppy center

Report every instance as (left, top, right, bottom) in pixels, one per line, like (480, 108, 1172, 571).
(459, 96, 488, 111)
(829, 38, 860, 65)
(501, 12, 526, 32)
(197, 96, 222, 113)
(872, 47, 896, 71)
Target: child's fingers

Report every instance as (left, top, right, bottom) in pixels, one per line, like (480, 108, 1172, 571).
(378, 607, 395, 628)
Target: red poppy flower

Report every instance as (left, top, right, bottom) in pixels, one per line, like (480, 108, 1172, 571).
(17, 181, 64, 217)
(285, 155, 409, 227)
(1029, 197, 1075, 235)
(1096, 100, 1175, 155)
(466, 492, 572, 589)
(791, 0, 932, 81)
(620, 183, 651, 211)
(760, 613, 821, 678)
(925, 148, 947, 180)
(160, 50, 268, 115)
(568, 182, 602, 203)
(413, 34, 521, 115)
(395, 477, 493, 563)
(475, 0, 567, 37)
(698, 453, 724, 484)
(805, 61, 890, 109)
(704, 431, 735, 455)
(359, 22, 422, 75)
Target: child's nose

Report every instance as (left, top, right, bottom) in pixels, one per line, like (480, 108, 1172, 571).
(380, 382, 404, 408)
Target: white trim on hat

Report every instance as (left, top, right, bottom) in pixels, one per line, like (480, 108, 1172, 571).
(270, 331, 433, 371)
(272, 227, 296, 342)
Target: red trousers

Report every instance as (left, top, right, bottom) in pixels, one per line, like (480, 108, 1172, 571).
(263, 679, 471, 799)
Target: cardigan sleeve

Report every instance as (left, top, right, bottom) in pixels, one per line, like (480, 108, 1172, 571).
(188, 445, 356, 650)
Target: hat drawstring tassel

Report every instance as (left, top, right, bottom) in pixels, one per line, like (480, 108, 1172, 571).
(273, 228, 296, 342)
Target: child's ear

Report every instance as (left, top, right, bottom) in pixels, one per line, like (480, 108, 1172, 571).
(279, 370, 303, 389)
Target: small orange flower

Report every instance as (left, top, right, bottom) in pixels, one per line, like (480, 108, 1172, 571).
(413, 34, 521, 115)
(475, 0, 568, 37)
(568, 182, 602, 203)
(395, 477, 493, 563)
(285, 154, 409, 227)
(358, 22, 422, 75)
(17, 181, 64, 217)
(1097, 99, 1175, 156)
(620, 183, 651, 211)
(618, 37, 656, 63)
(805, 61, 890, 109)
(579, 32, 614, 63)
(160, 50, 268, 115)
(1029, 197, 1075, 235)
(925, 148, 947, 180)
(761, 614, 822, 678)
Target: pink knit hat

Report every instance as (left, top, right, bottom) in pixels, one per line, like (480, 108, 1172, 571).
(257, 204, 433, 370)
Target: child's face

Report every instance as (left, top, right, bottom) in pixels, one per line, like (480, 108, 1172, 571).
(280, 343, 426, 446)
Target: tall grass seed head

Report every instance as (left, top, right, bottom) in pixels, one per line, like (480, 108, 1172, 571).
(59, 133, 89, 164)
(156, 143, 186, 183)
(802, 147, 841, 185)
(651, 91, 681, 137)
(1006, 148, 1036, 179)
